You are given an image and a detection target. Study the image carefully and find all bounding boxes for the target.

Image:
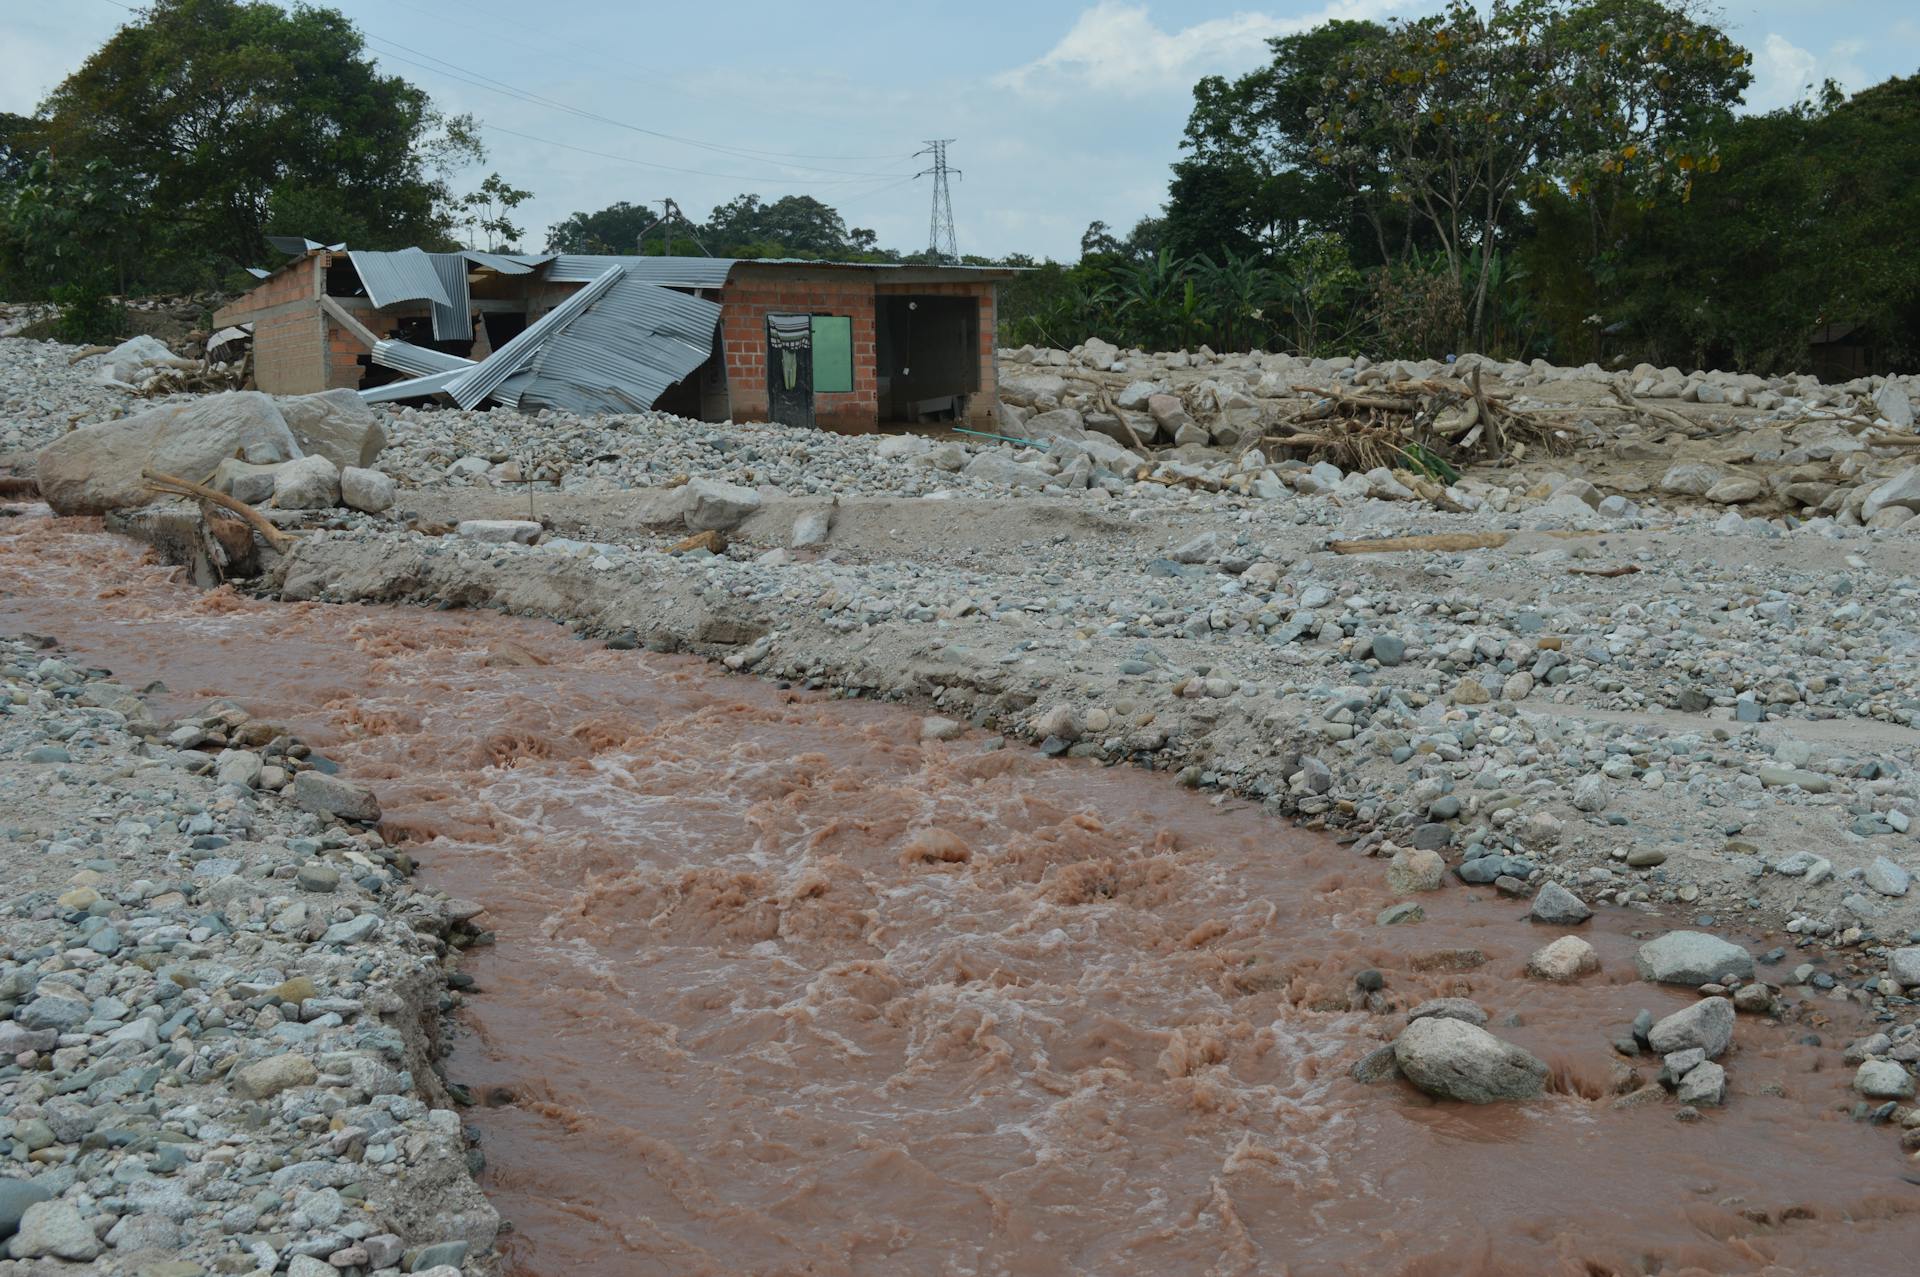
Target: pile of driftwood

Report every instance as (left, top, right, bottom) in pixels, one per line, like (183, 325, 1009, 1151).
(1266, 369, 1570, 482)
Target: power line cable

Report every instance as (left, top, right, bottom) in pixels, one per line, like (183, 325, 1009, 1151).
(476, 121, 916, 189)
(380, 0, 908, 157)
(364, 33, 913, 176)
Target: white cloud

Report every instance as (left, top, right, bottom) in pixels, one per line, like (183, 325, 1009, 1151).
(996, 1, 1408, 96)
(1745, 31, 1871, 111)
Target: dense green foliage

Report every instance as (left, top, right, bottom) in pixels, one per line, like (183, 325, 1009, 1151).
(545, 192, 886, 260)
(0, 0, 497, 315)
(1001, 0, 1852, 367)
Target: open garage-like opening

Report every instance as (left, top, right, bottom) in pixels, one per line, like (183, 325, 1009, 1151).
(876, 295, 979, 424)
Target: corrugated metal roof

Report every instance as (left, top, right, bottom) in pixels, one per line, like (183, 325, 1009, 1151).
(465, 250, 553, 275)
(371, 339, 474, 378)
(349, 248, 452, 310)
(443, 266, 625, 409)
(426, 253, 472, 342)
(537, 255, 738, 289)
(360, 367, 467, 404)
(515, 276, 721, 415)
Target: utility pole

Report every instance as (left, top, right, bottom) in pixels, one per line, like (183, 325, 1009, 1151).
(914, 139, 961, 264)
(637, 199, 714, 257)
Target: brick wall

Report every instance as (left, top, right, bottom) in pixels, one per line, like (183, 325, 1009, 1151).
(720, 273, 879, 432)
(216, 257, 328, 395)
(874, 280, 999, 423)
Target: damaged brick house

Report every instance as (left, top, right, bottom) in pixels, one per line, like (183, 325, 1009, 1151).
(213, 242, 1012, 432)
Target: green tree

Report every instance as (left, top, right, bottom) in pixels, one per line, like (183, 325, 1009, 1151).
(1314, 0, 1746, 348)
(545, 200, 658, 254)
(4, 151, 141, 339)
(460, 172, 533, 252)
(702, 193, 877, 258)
(1608, 75, 1920, 371)
(34, 0, 485, 287)
(1171, 21, 1398, 264)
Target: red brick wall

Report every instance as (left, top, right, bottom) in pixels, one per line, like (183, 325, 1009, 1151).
(874, 280, 999, 423)
(720, 274, 879, 432)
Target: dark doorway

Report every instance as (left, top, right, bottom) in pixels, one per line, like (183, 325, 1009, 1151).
(876, 295, 979, 422)
(767, 313, 814, 429)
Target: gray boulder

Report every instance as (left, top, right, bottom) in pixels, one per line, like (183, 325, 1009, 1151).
(1020, 408, 1088, 443)
(1854, 1059, 1915, 1099)
(998, 372, 1067, 405)
(1392, 1016, 1548, 1103)
(1675, 1061, 1727, 1106)
(1647, 996, 1735, 1059)
(277, 388, 387, 469)
(1659, 462, 1723, 496)
(272, 454, 341, 510)
(291, 771, 381, 823)
(36, 391, 301, 515)
(1864, 856, 1912, 897)
(211, 457, 282, 505)
(9, 1200, 102, 1261)
(1874, 381, 1915, 429)
(340, 466, 396, 514)
(1529, 881, 1592, 925)
(962, 451, 1051, 490)
(1634, 931, 1754, 985)
(0, 1180, 53, 1240)
(1862, 466, 1920, 520)
(680, 477, 761, 531)
(1405, 997, 1488, 1026)
(1889, 946, 1920, 988)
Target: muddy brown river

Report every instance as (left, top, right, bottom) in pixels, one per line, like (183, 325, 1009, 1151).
(4, 511, 1917, 1275)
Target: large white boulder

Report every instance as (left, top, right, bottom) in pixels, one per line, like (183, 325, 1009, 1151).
(272, 455, 341, 510)
(36, 391, 302, 515)
(1861, 466, 1920, 521)
(680, 477, 761, 531)
(276, 388, 387, 470)
(340, 466, 396, 514)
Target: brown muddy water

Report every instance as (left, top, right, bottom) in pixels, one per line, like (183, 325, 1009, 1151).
(4, 511, 1918, 1276)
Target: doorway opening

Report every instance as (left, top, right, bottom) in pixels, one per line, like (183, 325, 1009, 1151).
(876, 295, 979, 424)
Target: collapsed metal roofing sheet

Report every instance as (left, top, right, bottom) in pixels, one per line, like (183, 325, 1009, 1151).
(348, 248, 452, 310)
(266, 235, 343, 256)
(359, 367, 467, 404)
(537, 255, 737, 289)
(426, 253, 472, 342)
(515, 276, 722, 415)
(443, 266, 625, 409)
(464, 250, 553, 276)
(370, 339, 474, 378)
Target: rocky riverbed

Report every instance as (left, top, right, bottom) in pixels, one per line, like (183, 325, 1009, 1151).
(5, 328, 1920, 1263)
(0, 635, 497, 1274)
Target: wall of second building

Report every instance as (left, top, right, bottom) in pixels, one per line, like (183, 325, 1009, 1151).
(720, 271, 879, 432)
(214, 257, 328, 395)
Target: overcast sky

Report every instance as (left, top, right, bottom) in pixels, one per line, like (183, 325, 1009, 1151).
(7, 0, 1919, 261)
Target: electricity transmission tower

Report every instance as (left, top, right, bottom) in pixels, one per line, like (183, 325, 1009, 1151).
(915, 139, 961, 264)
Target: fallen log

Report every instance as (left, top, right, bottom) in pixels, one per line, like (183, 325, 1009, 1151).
(141, 468, 296, 552)
(1567, 563, 1642, 578)
(1329, 532, 1509, 555)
